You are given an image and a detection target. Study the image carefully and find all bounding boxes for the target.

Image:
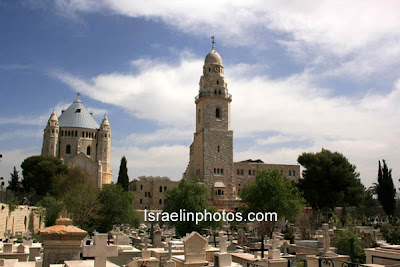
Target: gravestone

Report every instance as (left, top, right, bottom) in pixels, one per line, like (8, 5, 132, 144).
(237, 229, 246, 246)
(17, 244, 25, 253)
(322, 224, 337, 257)
(3, 243, 13, 253)
(153, 230, 162, 248)
(83, 233, 118, 267)
(183, 232, 207, 263)
(215, 233, 232, 267)
(268, 236, 281, 260)
(115, 234, 130, 246)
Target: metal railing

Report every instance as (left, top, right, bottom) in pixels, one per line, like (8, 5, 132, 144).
(194, 91, 232, 102)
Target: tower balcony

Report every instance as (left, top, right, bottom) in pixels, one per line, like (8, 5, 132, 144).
(195, 91, 232, 103)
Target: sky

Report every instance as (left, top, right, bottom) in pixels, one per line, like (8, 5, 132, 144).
(1, 0, 400, 189)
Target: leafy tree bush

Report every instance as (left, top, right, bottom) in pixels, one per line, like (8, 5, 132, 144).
(298, 149, 364, 211)
(163, 178, 221, 236)
(334, 227, 365, 263)
(36, 194, 65, 227)
(63, 184, 99, 232)
(240, 169, 304, 237)
(381, 224, 400, 245)
(21, 155, 68, 200)
(96, 184, 139, 232)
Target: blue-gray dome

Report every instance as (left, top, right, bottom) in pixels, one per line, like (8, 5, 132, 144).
(58, 96, 100, 130)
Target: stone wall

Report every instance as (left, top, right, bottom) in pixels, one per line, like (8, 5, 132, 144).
(0, 204, 45, 238)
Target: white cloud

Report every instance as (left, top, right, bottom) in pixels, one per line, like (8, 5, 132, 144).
(117, 128, 192, 146)
(111, 144, 188, 181)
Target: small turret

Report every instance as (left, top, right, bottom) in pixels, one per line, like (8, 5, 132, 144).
(42, 109, 59, 157)
(97, 114, 112, 185)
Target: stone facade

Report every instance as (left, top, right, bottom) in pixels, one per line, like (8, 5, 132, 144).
(41, 95, 112, 188)
(0, 204, 45, 238)
(233, 160, 300, 195)
(183, 46, 301, 209)
(129, 176, 179, 210)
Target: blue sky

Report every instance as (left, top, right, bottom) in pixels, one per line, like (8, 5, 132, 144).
(1, 0, 400, 188)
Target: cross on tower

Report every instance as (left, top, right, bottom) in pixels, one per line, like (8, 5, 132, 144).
(83, 234, 118, 267)
(211, 36, 215, 50)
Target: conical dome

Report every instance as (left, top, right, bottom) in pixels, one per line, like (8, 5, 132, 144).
(101, 114, 110, 126)
(49, 109, 58, 121)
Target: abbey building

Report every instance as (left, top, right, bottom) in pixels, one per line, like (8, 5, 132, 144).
(183, 45, 300, 209)
(41, 95, 112, 188)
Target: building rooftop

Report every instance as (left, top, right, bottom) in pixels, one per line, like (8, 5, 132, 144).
(58, 95, 100, 130)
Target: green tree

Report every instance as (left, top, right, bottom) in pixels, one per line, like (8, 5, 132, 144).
(7, 167, 21, 192)
(96, 184, 139, 232)
(163, 178, 221, 236)
(117, 156, 129, 191)
(297, 149, 364, 211)
(371, 160, 396, 218)
(53, 167, 96, 199)
(63, 184, 99, 232)
(334, 227, 365, 263)
(36, 194, 65, 227)
(240, 169, 304, 237)
(21, 155, 68, 199)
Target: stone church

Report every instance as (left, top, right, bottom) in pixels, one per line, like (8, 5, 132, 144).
(183, 44, 300, 209)
(41, 95, 112, 188)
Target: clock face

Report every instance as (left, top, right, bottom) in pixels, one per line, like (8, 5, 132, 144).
(214, 66, 220, 73)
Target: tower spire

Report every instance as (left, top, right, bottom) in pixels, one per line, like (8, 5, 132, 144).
(211, 36, 215, 50)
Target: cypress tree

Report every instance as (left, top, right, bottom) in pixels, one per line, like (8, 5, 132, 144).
(376, 160, 396, 217)
(7, 166, 20, 192)
(117, 156, 129, 191)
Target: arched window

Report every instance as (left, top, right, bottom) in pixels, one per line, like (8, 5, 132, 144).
(164, 186, 167, 191)
(140, 199, 142, 204)
(216, 108, 221, 118)
(66, 144, 71, 154)
(214, 90, 217, 95)
(75, 131, 77, 137)
(293, 170, 296, 176)
(289, 170, 292, 176)
(216, 80, 219, 85)
(160, 186, 162, 192)
(87, 146, 91, 156)
(218, 90, 221, 95)
(217, 146, 220, 152)
(159, 199, 162, 205)
(145, 192, 147, 197)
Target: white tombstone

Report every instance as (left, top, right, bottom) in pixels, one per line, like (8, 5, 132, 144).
(165, 241, 176, 267)
(83, 234, 118, 267)
(3, 243, 13, 253)
(322, 224, 337, 257)
(142, 233, 151, 260)
(268, 236, 281, 260)
(17, 244, 26, 253)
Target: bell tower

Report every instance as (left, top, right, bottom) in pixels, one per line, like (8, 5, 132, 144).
(185, 37, 234, 208)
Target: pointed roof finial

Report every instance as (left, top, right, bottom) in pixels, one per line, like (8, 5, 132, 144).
(77, 92, 81, 99)
(211, 36, 215, 50)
